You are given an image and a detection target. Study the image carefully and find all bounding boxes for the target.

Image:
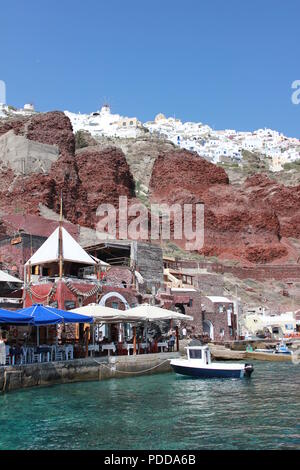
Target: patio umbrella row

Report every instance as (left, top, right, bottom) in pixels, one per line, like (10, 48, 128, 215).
(0, 304, 93, 325)
(71, 303, 193, 322)
(0, 303, 192, 326)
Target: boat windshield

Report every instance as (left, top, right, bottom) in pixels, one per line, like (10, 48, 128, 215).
(189, 349, 202, 359)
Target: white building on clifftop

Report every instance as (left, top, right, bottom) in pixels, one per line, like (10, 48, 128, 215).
(64, 104, 145, 138)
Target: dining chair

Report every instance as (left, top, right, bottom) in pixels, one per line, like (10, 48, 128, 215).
(55, 348, 64, 361)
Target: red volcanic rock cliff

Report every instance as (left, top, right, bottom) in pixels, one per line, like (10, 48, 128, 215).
(149, 149, 296, 264)
(0, 112, 136, 231)
(245, 173, 300, 239)
(75, 146, 136, 227)
(1, 113, 300, 265)
(150, 149, 229, 199)
(0, 112, 79, 220)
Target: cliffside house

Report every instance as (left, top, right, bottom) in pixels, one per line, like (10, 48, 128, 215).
(201, 296, 237, 342)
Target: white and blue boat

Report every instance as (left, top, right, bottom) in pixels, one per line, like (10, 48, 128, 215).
(170, 345, 254, 379)
(274, 342, 292, 355)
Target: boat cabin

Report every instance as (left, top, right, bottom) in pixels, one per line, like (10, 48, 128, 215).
(185, 345, 212, 364)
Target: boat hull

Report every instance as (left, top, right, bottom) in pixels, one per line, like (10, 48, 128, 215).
(170, 363, 253, 379)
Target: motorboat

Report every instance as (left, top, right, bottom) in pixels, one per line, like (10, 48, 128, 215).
(274, 342, 292, 355)
(170, 345, 254, 379)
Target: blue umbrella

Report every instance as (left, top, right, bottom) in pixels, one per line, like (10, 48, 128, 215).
(17, 304, 93, 326)
(0, 308, 33, 324)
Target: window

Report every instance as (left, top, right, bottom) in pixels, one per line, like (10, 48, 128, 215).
(189, 349, 202, 359)
(130, 121, 133, 126)
(112, 302, 119, 310)
(219, 305, 224, 313)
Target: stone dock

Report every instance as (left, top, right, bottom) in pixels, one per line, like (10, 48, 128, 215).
(209, 344, 293, 362)
(0, 352, 179, 393)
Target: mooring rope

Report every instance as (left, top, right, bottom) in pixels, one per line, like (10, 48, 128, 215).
(93, 358, 171, 374)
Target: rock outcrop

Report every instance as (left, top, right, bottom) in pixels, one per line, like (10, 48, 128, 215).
(149, 149, 298, 264)
(75, 146, 136, 227)
(1, 112, 300, 266)
(0, 112, 137, 231)
(0, 112, 79, 220)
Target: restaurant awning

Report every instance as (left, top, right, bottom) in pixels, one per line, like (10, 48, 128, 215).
(0, 270, 23, 284)
(17, 304, 93, 325)
(25, 227, 97, 267)
(0, 308, 32, 324)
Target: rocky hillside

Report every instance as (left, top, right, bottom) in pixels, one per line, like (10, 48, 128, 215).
(77, 134, 175, 193)
(1, 111, 300, 266)
(0, 112, 137, 230)
(149, 149, 300, 264)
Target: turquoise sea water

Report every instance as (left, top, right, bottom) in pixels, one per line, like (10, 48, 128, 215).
(0, 361, 299, 450)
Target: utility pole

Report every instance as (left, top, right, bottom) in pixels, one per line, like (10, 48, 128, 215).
(59, 191, 64, 279)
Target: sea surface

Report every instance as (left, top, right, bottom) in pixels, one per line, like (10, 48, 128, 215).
(0, 360, 299, 450)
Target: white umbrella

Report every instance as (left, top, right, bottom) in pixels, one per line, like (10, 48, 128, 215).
(71, 304, 146, 323)
(71, 303, 193, 322)
(125, 304, 193, 321)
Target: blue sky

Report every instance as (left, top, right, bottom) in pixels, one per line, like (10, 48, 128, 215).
(1, 0, 299, 136)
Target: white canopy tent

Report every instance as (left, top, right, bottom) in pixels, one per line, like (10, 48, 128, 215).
(0, 270, 23, 284)
(25, 227, 97, 267)
(90, 255, 110, 267)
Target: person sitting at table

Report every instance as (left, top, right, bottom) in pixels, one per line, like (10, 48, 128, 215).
(127, 334, 133, 344)
(61, 327, 67, 344)
(97, 331, 103, 342)
(11, 342, 22, 363)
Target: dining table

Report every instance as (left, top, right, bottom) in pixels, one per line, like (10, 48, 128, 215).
(157, 341, 168, 352)
(101, 343, 116, 356)
(138, 342, 148, 353)
(122, 343, 135, 355)
(88, 344, 100, 357)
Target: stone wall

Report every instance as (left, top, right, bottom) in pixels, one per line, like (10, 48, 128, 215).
(173, 259, 300, 281)
(0, 352, 179, 393)
(136, 242, 164, 292)
(201, 298, 236, 342)
(0, 130, 59, 175)
(0, 234, 47, 278)
(182, 291, 203, 337)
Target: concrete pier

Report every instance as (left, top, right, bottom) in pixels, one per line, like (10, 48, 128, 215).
(0, 352, 179, 393)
